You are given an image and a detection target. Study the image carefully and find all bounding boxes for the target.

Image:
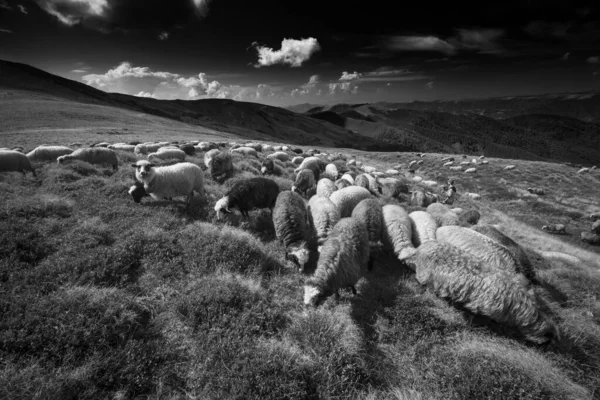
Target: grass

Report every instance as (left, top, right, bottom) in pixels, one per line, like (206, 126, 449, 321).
(1, 143, 600, 399)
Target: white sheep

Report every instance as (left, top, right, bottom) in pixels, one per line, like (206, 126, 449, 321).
(26, 145, 74, 162)
(132, 160, 204, 205)
(304, 217, 370, 307)
(230, 147, 258, 158)
(378, 177, 408, 198)
(408, 211, 437, 247)
(308, 195, 341, 251)
(362, 165, 376, 174)
(422, 180, 437, 186)
(385, 169, 400, 175)
(381, 204, 416, 266)
(0, 150, 36, 176)
(108, 143, 136, 152)
(267, 151, 290, 162)
(57, 147, 119, 170)
(449, 166, 463, 171)
(481, 160, 489, 164)
(204, 149, 221, 168)
(504, 165, 516, 170)
(451, 207, 463, 214)
(340, 173, 354, 185)
(329, 186, 372, 218)
(463, 192, 481, 200)
(295, 156, 326, 174)
(460, 161, 471, 166)
(589, 212, 600, 222)
(541, 224, 566, 234)
(261, 144, 274, 152)
(355, 173, 380, 195)
(324, 163, 340, 180)
(282, 146, 290, 151)
(443, 161, 454, 167)
(426, 203, 459, 227)
(578, 167, 590, 174)
(292, 156, 304, 166)
(413, 176, 423, 182)
(347, 159, 356, 166)
(352, 198, 384, 270)
(316, 178, 338, 198)
(465, 167, 477, 173)
(540, 251, 580, 265)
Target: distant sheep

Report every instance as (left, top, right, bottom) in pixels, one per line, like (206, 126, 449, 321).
(261, 158, 285, 177)
(422, 180, 437, 186)
(308, 195, 341, 251)
(481, 160, 489, 165)
(458, 209, 481, 226)
(443, 161, 454, 167)
(204, 149, 221, 168)
(591, 212, 600, 222)
(449, 166, 463, 171)
(460, 161, 471, 166)
(0, 150, 36, 177)
(329, 186, 372, 218)
(414, 241, 557, 344)
(148, 148, 186, 163)
(57, 147, 119, 170)
(378, 177, 408, 198)
(324, 163, 341, 180)
(381, 204, 416, 266)
(527, 187, 545, 195)
(577, 168, 590, 174)
(178, 143, 196, 156)
(267, 151, 290, 162)
(580, 232, 600, 245)
(542, 224, 566, 234)
(292, 156, 304, 165)
(292, 169, 316, 198)
(304, 217, 370, 307)
(132, 160, 204, 205)
(592, 220, 600, 234)
(465, 167, 477, 173)
(362, 166, 376, 174)
(504, 165, 516, 170)
(26, 145, 73, 162)
(426, 203, 459, 227)
(352, 198, 384, 270)
(274, 191, 314, 273)
(347, 159, 356, 166)
(108, 143, 136, 152)
(316, 178, 337, 198)
(412, 176, 422, 181)
(230, 147, 258, 158)
(463, 192, 481, 200)
(408, 211, 437, 247)
(215, 177, 280, 219)
(261, 144, 273, 152)
(386, 169, 399, 175)
(210, 152, 234, 183)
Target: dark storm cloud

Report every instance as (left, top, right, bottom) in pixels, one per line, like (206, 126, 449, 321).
(35, 0, 212, 31)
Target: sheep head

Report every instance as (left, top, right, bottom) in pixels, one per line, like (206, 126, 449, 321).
(214, 196, 232, 219)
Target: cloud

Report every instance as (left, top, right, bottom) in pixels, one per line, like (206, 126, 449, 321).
(34, 0, 212, 32)
(252, 37, 321, 67)
(335, 67, 430, 83)
(561, 52, 570, 60)
(426, 81, 434, 90)
(452, 28, 505, 54)
(71, 69, 88, 73)
(135, 91, 156, 98)
(339, 71, 362, 81)
(524, 20, 571, 38)
(383, 29, 505, 56)
(588, 56, 600, 64)
(290, 75, 321, 97)
(0, 0, 12, 10)
(385, 36, 456, 56)
(158, 31, 169, 40)
(0, 28, 13, 33)
(18, 4, 28, 13)
(307, 75, 320, 85)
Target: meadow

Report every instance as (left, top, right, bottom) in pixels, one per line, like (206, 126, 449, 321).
(1, 138, 600, 400)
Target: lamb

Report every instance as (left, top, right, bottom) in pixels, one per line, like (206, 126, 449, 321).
(591, 212, 600, 222)
(230, 147, 258, 158)
(267, 151, 290, 162)
(541, 224, 566, 234)
(147, 148, 186, 163)
(592, 220, 600, 234)
(471, 224, 535, 282)
(273, 191, 314, 273)
(316, 178, 337, 198)
(291, 169, 316, 198)
(458, 209, 481, 226)
(580, 232, 600, 245)
(335, 178, 352, 190)
(465, 167, 477, 173)
(26, 145, 73, 161)
(108, 143, 136, 152)
(261, 158, 285, 177)
(381, 204, 416, 266)
(308, 195, 341, 251)
(57, 147, 119, 170)
(408, 211, 437, 247)
(292, 156, 304, 166)
(209, 152, 234, 183)
(414, 241, 557, 344)
(351, 198, 384, 271)
(132, 160, 204, 205)
(378, 177, 408, 198)
(204, 149, 221, 168)
(329, 186, 372, 218)
(426, 203, 459, 227)
(504, 165, 516, 170)
(436, 226, 529, 286)
(215, 177, 280, 219)
(0, 150, 36, 177)
(527, 187, 545, 195)
(303, 217, 370, 308)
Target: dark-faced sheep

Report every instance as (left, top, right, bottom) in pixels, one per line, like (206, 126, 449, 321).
(292, 169, 316, 199)
(215, 177, 280, 219)
(0, 150, 36, 177)
(261, 158, 285, 177)
(209, 152, 234, 183)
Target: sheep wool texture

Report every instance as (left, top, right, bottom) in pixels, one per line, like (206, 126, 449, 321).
(231, 147, 258, 158)
(436, 226, 528, 287)
(459, 209, 481, 226)
(204, 149, 221, 168)
(267, 151, 290, 162)
(134, 161, 204, 203)
(471, 224, 535, 282)
(292, 156, 304, 166)
(329, 186, 372, 218)
(335, 179, 352, 190)
(293, 169, 316, 196)
(316, 178, 337, 198)
(304, 217, 370, 307)
(26, 145, 73, 161)
(308, 195, 341, 247)
(217, 177, 280, 217)
(415, 241, 557, 344)
(0, 150, 36, 176)
(210, 152, 234, 183)
(408, 211, 438, 247)
(58, 147, 118, 170)
(325, 164, 340, 180)
(378, 177, 408, 197)
(382, 204, 417, 264)
(108, 143, 136, 152)
(351, 199, 383, 245)
(592, 220, 600, 234)
(148, 148, 186, 162)
(273, 191, 313, 272)
(426, 203, 459, 227)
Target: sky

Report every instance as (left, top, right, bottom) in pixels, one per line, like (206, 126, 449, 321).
(1, 0, 600, 107)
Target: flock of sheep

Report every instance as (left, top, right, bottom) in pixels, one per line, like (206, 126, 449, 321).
(2, 139, 599, 346)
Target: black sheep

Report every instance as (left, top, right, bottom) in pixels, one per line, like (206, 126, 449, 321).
(215, 177, 280, 218)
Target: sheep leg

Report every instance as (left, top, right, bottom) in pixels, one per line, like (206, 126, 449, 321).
(368, 256, 375, 272)
(335, 291, 340, 301)
(351, 286, 357, 295)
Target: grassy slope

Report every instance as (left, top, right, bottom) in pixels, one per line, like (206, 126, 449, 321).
(1, 133, 600, 399)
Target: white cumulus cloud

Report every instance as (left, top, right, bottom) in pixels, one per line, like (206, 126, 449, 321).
(253, 37, 321, 67)
(339, 71, 362, 81)
(135, 91, 156, 98)
(386, 36, 456, 56)
(36, 0, 108, 26)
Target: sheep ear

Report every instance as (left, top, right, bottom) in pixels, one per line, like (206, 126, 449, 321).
(147, 163, 156, 168)
(131, 163, 138, 168)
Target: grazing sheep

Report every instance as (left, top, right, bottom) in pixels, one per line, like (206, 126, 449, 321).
(481, 160, 489, 165)
(296, 156, 326, 174)
(592, 220, 600, 234)
(458, 209, 481, 226)
(355, 173, 381, 196)
(267, 151, 290, 162)
(414, 241, 557, 344)
(471, 224, 535, 282)
(542, 224, 566, 234)
(282, 146, 290, 152)
(178, 143, 196, 156)
(335, 178, 352, 190)
(308, 195, 341, 250)
(378, 177, 408, 198)
(215, 177, 280, 219)
(408, 211, 437, 247)
(132, 160, 204, 205)
(324, 163, 341, 180)
(340, 173, 355, 185)
(148, 148, 186, 163)
(460, 161, 471, 166)
(581, 232, 600, 245)
(436, 226, 529, 286)
(465, 167, 477, 173)
(540, 251, 580, 264)
(134, 144, 148, 155)
(316, 178, 337, 198)
(261, 158, 285, 177)
(412, 175, 422, 181)
(451, 207, 464, 214)
(449, 166, 463, 171)
(441, 157, 454, 162)
(426, 203, 459, 227)
(108, 143, 136, 152)
(591, 212, 600, 221)
(463, 192, 481, 200)
(26, 145, 73, 161)
(352, 198, 384, 271)
(443, 161, 454, 167)
(209, 152, 234, 183)
(362, 166, 376, 174)
(204, 149, 221, 168)
(0, 150, 36, 177)
(411, 189, 437, 207)
(230, 147, 258, 158)
(577, 168, 590, 174)
(504, 165, 516, 170)
(244, 143, 263, 152)
(303, 217, 370, 307)
(57, 147, 119, 170)
(416, 160, 424, 165)
(422, 180, 437, 186)
(273, 191, 314, 273)
(527, 187, 545, 195)
(346, 159, 356, 166)
(292, 169, 316, 198)
(128, 181, 154, 203)
(261, 144, 273, 152)
(408, 160, 417, 168)
(381, 204, 416, 266)
(329, 186, 372, 218)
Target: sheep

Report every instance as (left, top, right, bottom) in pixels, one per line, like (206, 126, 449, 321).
(57, 147, 119, 170)
(527, 187, 545, 195)
(471, 159, 478, 164)
(540, 251, 580, 265)
(449, 166, 463, 171)
(267, 151, 290, 162)
(261, 158, 285, 177)
(577, 168, 590, 174)
(108, 143, 136, 152)
(451, 207, 464, 214)
(436, 226, 529, 286)
(303, 217, 370, 308)
(291, 156, 304, 166)
(465, 167, 477, 173)
(416, 160, 424, 165)
(197, 142, 217, 152)
(215, 177, 280, 219)
(443, 161, 454, 167)
(460, 161, 471, 166)
(324, 163, 341, 180)
(541, 224, 566, 234)
(335, 178, 352, 190)
(244, 143, 263, 152)
(481, 160, 489, 165)
(504, 165, 516, 170)
(592, 220, 600, 234)
(316, 178, 337, 198)
(408, 211, 437, 247)
(441, 157, 454, 162)
(414, 241, 557, 344)
(347, 159, 356, 166)
(355, 173, 381, 196)
(291, 169, 316, 198)
(591, 212, 600, 222)
(458, 209, 481, 226)
(209, 152, 234, 183)
(282, 146, 290, 152)
(329, 186, 372, 218)
(381, 204, 416, 266)
(308, 195, 341, 250)
(230, 147, 258, 158)
(351, 198, 384, 271)
(26, 145, 73, 162)
(408, 160, 417, 168)
(178, 143, 196, 156)
(463, 192, 481, 200)
(132, 160, 204, 205)
(426, 203, 459, 227)
(378, 177, 408, 198)
(128, 181, 154, 203)
(273, 191, 314, 273)
(92, 142, 110, 147)
(147, 148, 186, 163)
(340, 173, 354, 185)
(362, 166, 376, 174)
(295, 156, 326, 174)
(0, 150, 36, 177)
(581, 232, 600, 245)
(134, 144, 148, 155)
(422, 180, 437, 186)
(412, 176, 422, 182)
(411, 189, 437, 207)
(471, 224, 535, 282)
(261, 144, 273, 152)
(204, 149, 221, 168)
